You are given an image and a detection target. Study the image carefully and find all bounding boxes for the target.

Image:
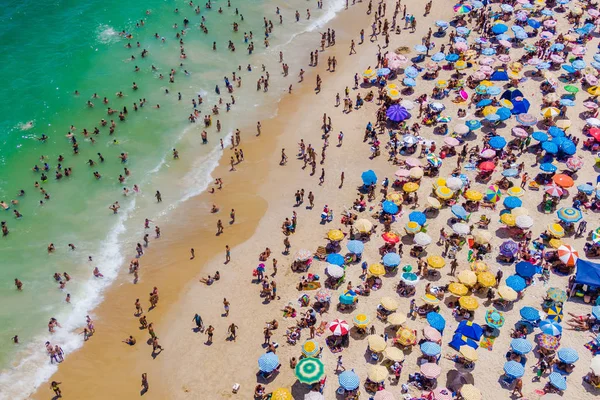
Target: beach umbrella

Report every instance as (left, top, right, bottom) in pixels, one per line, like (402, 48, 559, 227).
(499, 241, 519, 257)
(361, 170, 377, 185)
(516, 261, 536, 278)
(435, 20, 449, 27)
(301, 339, 321, 357)
(542, 141, 558, 154)
(258, 352, 280, 372)
(326, 264, 345, 278)
(326, 253, 345, 266)
(329, 320, 350, 336)
(548, 372, 567, 391)
(403, 182, 419, 193)
(431, 52, 445, 62)
(347, 240, 364, 255)
(386, 105, 411, 122)
(485, 310, 505, 328)
(396, 327, 417, 346)
(421, 341, 442, 356)
(339, 293, 356, 305)
(506, 275, 526, 292)
(547, 223, 565, 238)
(472, 230, 492, 245)
(272, 388, 293, 400)
(382, 231, 400, 244)
(520, 306, 540, 321)
(448, 282, 469, 297)
(427, 255, 446, 269)
(540, 163, 557, 173)
(557, 207, 582, 224)
(452, 223, 470, 236)
(421, 363, 442, 379)
(327, 229, 344, 241)
(548, 127, 565, 137)
(295, 358, 325, 384)
(427, 311, 446, 331)
(367, 365, 388, 383)
(459, 296, 479, 311)
(492, 24, 508, 34)
(504, 361, 525, 378)
(367, 334, 386, 352)
(515, 215, 533, 229)
(458, 270, 477, 286)
(445, 177, 463, 191)
(368, 263, 386, 277)
(423, 326, 442, 343)
(545, 184, 564, 198)
(338, 370, 360, 391)
(540, 320, 562, 336)
(414, 232, 432, 246)
(405, 221, 422, 234)
(377, 68, 391, 77)
(387, 312, 407, 326)
(451, 205, 468, 221)
(380, 297, 399, 311)
(464, 190, 483, 202)
(478, 160, 496, 173)
(401, 272, 419, 285)
(394, 169, 408, 178)
(470, 261, 488, 274)
(498, 285, 518, 301)
(532, 131, 548, 142)
(314, 289, 331, 303)
(546, 304, 563, 322)
(511, 338, 533, 355)
(363, 69, 377, 79)
(484, 185, 501, 203)
(557, 245, 579, 267)
(382, 200, 399, 214)
(383, 346, 405, 363)
(477, 271, 496, 287)
(476, 99, 492, 108)
(409, 211, 427, 226)
(460, 385, 482, 400)
(422, 294, 440, 305)
(382, 253, 401, 268)
(541, 107, 560, 118)
(373, 390, 395, 400)
(594, 228, 600, 245)
(426, 153, 442, 168)
(567, 157, 584, 171)
(591, 356, 600, 374)
(503, 196, 522, 209)
(354, 219, 372, 233)
(507, 185, 525, 196)
(546, 288, 567, 303)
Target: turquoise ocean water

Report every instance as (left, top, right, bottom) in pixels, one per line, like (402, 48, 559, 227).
(0, 0, 344, 396)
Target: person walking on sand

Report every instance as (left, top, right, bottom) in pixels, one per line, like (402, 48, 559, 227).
(336, 355, 345, 372)
(230, 209, 235, 224)
(280, 148, 288, 165)
(51, 381, 62, 398)
(339, 171, 345, 188)
(190, 248, 195, 259)
(225, 245, 231, 262)
(193, 313, 204, 331)
(512, 378, 523, 398)
(223, 298, 230, 316)
(228, 323, 239, 340)
(319, 168, 325, 185)
(155, 190, 162, 202)
(520, 173, 528, 189)
(141, 373, 149, 394)
(217, 219, 224, 234)
(206, 325, 214, 343)
(349, 40, 356, 54)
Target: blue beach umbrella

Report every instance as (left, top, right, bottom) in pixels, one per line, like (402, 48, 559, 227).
(472, 1, 484, 8)
(338, 371, 360, 390)
(383, 252, 401, 267)
(503, 196, 522, 209)
(456, 27, 470, 35)
(475, 85, 488, 95)
(593, 306, 600, 320)
(420, 341, 442, 356)
(542, 141, 558, 154)
(427, 312, 446, 332)
(446, 53, 460, 62)
(502, 169, 519, 177)
(496, 34, 510, 41)
(552, 137, 568, 147)
(486, 114, 499, 122)
(520, 306, 540, 321)
(548, 372, 567, 391)
(492, 24, 508, 34)
(592, 61, 600, 70)
(515, 31, 528, 40)
(489, 136, 507, 149)
(405, 66, 419, 77)
(487, 86, 502, 96)
(476, 99, 492, 108)
(541, 9, 554, 16)
(511, 25, 525, 33)
(382, 201, 399, 214)
(403, 77, 416, 87)
(361, 170, 377, 185)
(466, 120, 482, 130)
(537, 62, 551, 70)
(559, 141, 576, 155)
(562, 65, 576, 74)
(506, 275, 526, 292)
(540, 163, 557, 173)
(327, 253, 345, 266)
(510, 338, 533, 355)
(387, 105, 411, 122)
(258, 352, 280, 372)
(436, 20, 449, 28)
(578, 184, 595, 195)
(377, 68, 391, 76)
(550, 43, 565, 51)
(451, 205, 468, 220)
(595, 53, 600, 63)
(572, 60, 586, 70)
(558, 348, 579, 364)
(497, 107, 512, 121)
(431, 52, 445, 62)
(560, 99, 575, 107)
(557, 207, 583, 223)
(457, 320, 483, 341)
(414, 44, 428, 53)
(504, 361, 525, 378)
(516, 261, 536, 278)
(482, 48, 496, 56)
(548, 127, 565, 137)
(532, 131, 548, 142)
(409, 211, 427, 226)
(539, 320, 562, 336)
(339, 293, 355, 305)
(346, 240, 364, 255)
(527, 18, 541, 29)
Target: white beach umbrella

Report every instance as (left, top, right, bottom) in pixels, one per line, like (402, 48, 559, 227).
(414, 232, 432, 246)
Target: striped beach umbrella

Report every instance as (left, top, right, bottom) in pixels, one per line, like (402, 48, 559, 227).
(557, 348, 579, 364)
(547, 223, 565, 238)
(510, 338, 533, 354)
(258, 352, 280, 372)
(314, 289, 331, 302)
(546, 304, 563, 322)
(436, 185, 454, 199)
(338, 371, 360, 390)
(557, 245, 579, 267)
(557, 207, 583, 223)
(295, 357, 325, 384)
(353, 314, 371, 328)
(504, 361, 525, 378)
(544, 184, 564, 197)
(485, 310, 505, 328)
(548, 372, 567, 391)
(539, 320, 562, 336)
(301, 339, 321, 357)
(328, 319, 350, 336)
(405, 221, 422, 234)
(485, 185, 502, 202)
(420, 341, 442, 356)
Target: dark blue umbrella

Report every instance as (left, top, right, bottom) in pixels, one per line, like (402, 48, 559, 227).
(476, 99, 492, 108)
(548, 127, 565, 137)
(559, 140, 576, 155)
(449, 333, 478, 351)
(489, 136, 507, 149)
(532, 131, 549, 142)
(445, 53, 459, 62)
(506, 275, 526, 292)
(326, 253, 345, 266)
(346, 240, 364, 254)
(503, 196, 522, 209)
(427, 311, 446, 332)
(457, 320, 483, 341)
(451, 205, 468, 220)
(540, 163, 557, 173)
(542, 141, 558, 154)
(382, 201, 399, 214)
(499, 240, 519, 256)
(519, 306, 540, 321)
(383, 252, 401, 267)
(409, 211, 427, 226)
(527, 18, 541, 29)
(361, 170, 377, 185)
(386, 105, 411, 122)
(516, 261, 536, 278)
(492, 24, 508, 34)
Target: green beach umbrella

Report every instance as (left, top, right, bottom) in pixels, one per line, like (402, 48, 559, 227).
(564, 85, 579, 93)
(295, 358, 325, 384)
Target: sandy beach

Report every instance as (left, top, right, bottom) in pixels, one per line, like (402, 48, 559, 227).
(29, 0, 600, 399)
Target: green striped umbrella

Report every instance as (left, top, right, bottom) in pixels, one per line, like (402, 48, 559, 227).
(295, 358, 325, 384)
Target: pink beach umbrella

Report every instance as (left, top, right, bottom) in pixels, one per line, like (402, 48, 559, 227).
(545, 184, 564, 198)
(395, 168, 411, 177)
(472, 71, 486, 80)
(528, 57, 543, 65)
(586, 75, 599, 86)
(543, 20, 557, 28)
(459, 89, 469, 100)
(406, 157, 423, 167)
(479, 66, 493, 75)
(498, 54, 512, 62)
(421, 363, 442, 379)
(540, 31, 554, 39)
(444, 137, 461, 147)
(423, 326, 442, 342)
(584, 101, 599, 109)
(328, 319, 350, 336)
(480, 149, 496, 159)
(572, 46, 587, 56)
(550, 54, 564, 63)
(589, 9, 600, 17)
(432, 388, 453, 400)
(499, 40, 512, 48)
(512, 127, 529, 138)
(479, 57, 495, 66)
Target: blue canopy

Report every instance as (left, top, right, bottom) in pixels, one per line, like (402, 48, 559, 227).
(511, 97, 531, 115)
(539, 320, 562, 336)
(449, 333, 478, 351)
(339, 293, 355, 304)
(574, 259, 600, 287)
(503, 196, 522, 209)
(361, 170, 377, 185)
(382, 201, 399, 214)
(506, 275, 526, 292)
(456, 320, 483, 341)
(427, 311, 446, 332)
(520, 306, 540, 321)
(490, 69, 509, 81)
(501, 88, 524, 101)
(382, 252, 401, 267)
(409, 211, 427, 226)
(489, 136, 507, 149)
(326, 253, 345, 266)
(516, 261, 536, 278)
(346, 240, 364, 254)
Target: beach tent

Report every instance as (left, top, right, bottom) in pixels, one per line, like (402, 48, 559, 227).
(573, 259, 600, 287)
(501, 89, 530, 114)
(490, 69, 509, 81)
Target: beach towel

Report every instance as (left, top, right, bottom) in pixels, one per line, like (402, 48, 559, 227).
(479, 337, 495, 351)
(301, 282, 321, 291)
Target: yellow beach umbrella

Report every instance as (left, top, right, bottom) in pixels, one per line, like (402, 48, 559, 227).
(433, 177, 446, 188)
(367, 335, 387, 352)
(472, 230, 492, 244)
(547, 223, 565, 238)
(396, 327, 417, 346)
(271, 388, 293, 400)
(482, 105, 498, 116)
(383, 346, 405, 362)
(405, 221, 422, 234)
(388, 89, 401, 100)
(509, 62, 523, 72)
(470, 261, 488, 274)
(500, 213, 516, 226)
(548, 238, 563, 248)
(435, 185, 454, 200)
(368, 263, 386, 276)
(403, 182, 419, 193)
(327, 229, 344, 241)
(355, 219, 373, 233)
(380, 297, 399, 311)
(436, 80, 448, 88)
(458, 270, 477, 286)
(449, 282, 469, 296)
(460, 345, 479, 361)
(477, 271, 496, 287)
(422, 293, 440, 305)
(508, 70, 521, 80)
(387, 312, 407, 325)
(498, 285, 518, 301)
(427, 196, 442, 209)
(499, 99, 514, 109)
(460, 384, 482, 400)
(511, 207, 528, 217)
(386, 192, 403, 205)
(587, 86, 600, 96)
(507, 187, 524, 197)
(427, 255, 446, 269)
(385, 83, 399, 91)
(541, 107, 560, 118)
(459, 296, 479, 310)
(465, 189, 483, 201)
(480, 80, 493, 86)
(367, 365, 389, 382)
(353, 314, 371, 328)
(301, 339, 321, 357)
(455, 60, 468, 70)
(363, 69, 376, 78)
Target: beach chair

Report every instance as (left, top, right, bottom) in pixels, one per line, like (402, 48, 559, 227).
(315, 321, 328, 336)
(315, 246, 327, 260)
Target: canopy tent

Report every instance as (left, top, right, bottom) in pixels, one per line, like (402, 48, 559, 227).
(500, 88, 530, 115)
(573, 259, 600, 288)
(490, 69, 509, 81)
